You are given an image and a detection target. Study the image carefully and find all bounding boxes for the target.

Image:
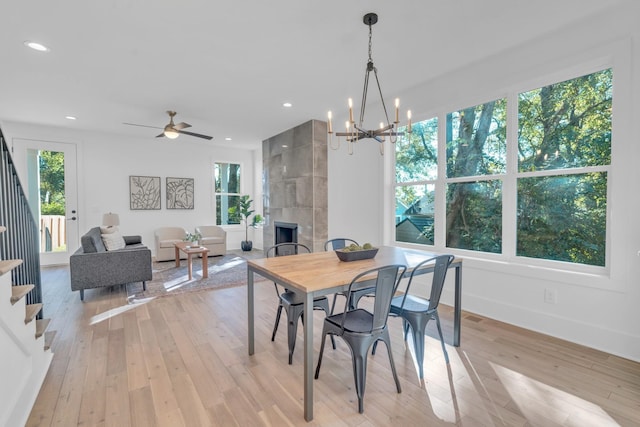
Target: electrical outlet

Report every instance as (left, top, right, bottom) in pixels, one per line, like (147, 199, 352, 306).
(544, 288, 557, 304)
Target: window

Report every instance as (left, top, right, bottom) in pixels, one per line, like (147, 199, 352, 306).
(395, 118, 437, 244)
(517, 69, 611, 266)
(214, 162, 241, 225)
(395, 68, 612, 267)
(446, 99, 506, 253)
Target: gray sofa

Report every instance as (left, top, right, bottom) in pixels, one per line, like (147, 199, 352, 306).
(70, 227, 152, 301)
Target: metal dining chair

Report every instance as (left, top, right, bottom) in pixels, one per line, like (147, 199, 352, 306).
(324, 238, 376, 314)
(314, 264, 407, 413)
(374, 254, 455, 379)
(267, 242, 334, 364)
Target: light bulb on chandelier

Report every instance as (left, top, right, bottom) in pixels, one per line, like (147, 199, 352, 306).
(327, 13, 412, 155)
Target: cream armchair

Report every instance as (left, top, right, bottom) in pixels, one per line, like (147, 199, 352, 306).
(195, 225, 227, 256)
(154, 227, 188, 261)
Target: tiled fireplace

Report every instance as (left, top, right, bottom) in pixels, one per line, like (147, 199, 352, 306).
(262, 120, 328, 252)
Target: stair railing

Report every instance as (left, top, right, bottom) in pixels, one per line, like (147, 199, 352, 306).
(0, 128, 42, 312)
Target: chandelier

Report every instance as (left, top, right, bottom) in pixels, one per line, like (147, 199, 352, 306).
(328, 12, 412, 155)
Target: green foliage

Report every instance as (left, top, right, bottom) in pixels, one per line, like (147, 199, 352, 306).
(38, 151, 66, 214)
(228, 195, 262, 242)
(395, 68, 611, 266)
(184, 230, 202, 243)
(396, 118, 438, 182)
(518, 69, 612, 172)
(41, 201, 65, 215)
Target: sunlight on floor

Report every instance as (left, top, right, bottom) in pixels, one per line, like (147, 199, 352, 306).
(491, 362, 618, 426)
(209, 256, 244, 273)
(160, 256, 246, 292)
(89, 297, 155, 325)
(163, 275, 197, 291)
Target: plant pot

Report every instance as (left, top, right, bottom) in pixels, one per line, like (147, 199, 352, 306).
(241, 240, 253, 251)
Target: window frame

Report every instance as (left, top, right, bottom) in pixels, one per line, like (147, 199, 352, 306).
(393, 63, 614, 276)
(214, 161, 244, 227)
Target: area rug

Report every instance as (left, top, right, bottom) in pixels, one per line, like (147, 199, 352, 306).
(126, 249, 267, 302)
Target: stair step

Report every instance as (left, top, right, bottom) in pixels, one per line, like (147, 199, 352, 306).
(35, 318, 50, 338)
(44, 330, 56, 351)
(11, 284, 35, 304)
(25, 303, 42, 324)
(0, 259, 23, 275)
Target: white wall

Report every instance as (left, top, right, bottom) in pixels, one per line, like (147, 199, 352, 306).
(2, 122, 264, 253)
(328, 3, 640, 361)
(327, 141, 385, 247)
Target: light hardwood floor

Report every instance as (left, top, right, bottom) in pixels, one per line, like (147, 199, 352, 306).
(26, 265, 640, 426)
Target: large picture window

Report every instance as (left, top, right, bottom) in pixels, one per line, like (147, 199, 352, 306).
(516, 69, 611, 266)
(214, 162, 241, 225)
(395, 68, 612, 267)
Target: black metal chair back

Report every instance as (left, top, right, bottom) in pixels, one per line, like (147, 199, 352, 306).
(267, 242, 310, 258)
(385, 254, 455, 379)
(315, 263, 407, 413)
(323, 238, 358, 251)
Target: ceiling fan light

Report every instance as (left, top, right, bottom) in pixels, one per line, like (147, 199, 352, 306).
(164, 128, 179, 139)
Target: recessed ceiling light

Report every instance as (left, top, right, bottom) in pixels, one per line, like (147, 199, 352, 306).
(225, 137, 232, 141)
(282, 145, 289, 148)
(24, 41, 50, 52)
(283, 102, 292, 108)
(65, 116, 77, 120)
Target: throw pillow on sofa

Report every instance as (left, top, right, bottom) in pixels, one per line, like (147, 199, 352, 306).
(101, 227, 126, 251)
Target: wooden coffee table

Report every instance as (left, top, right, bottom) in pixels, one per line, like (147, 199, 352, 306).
(174, 241, 209, 280)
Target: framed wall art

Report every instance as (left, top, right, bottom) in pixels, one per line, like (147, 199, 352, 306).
(129, 175, 161, 210)
(166, 177, 194, 209)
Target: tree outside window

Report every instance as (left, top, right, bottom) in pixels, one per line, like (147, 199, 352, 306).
(395, 68, 612, 267)
(214, 162, 241, 225)
(395, 118, 438, 244)
(517, 69, 611, 266)
(445, 99, 506, 253)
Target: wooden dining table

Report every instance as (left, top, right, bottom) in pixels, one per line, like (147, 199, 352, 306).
(246, 245, 463, 422)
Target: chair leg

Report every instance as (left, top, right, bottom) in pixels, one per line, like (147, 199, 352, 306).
(351, 347, 369, 413)
(271, 304, 283, 341)
(407, 317, 428, 379)
(316, 298, 336, 350)
(287, 305, 304, 365)
(350, 290, 365, 310)
(142, 281, 147, 291)
(314, 327, 329, 379)
(434, 312, 450, 364)
(381, 332, 402, 393)
(330, 293, 340, 314)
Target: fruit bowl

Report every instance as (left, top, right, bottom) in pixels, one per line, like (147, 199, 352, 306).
(335, 247, 379, 262)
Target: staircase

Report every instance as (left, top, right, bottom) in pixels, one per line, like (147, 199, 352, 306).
(1, 129, 54, 425)
(0, 226, 54, 427)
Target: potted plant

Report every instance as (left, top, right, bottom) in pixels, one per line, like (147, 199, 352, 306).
(232, 195, 263, 251)
(184, 230, 202, 246)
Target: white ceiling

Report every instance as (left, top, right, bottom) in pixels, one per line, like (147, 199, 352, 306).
(0, 0, 623, 150)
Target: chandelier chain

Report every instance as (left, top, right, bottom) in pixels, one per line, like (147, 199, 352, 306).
(368, 23, 373, 63)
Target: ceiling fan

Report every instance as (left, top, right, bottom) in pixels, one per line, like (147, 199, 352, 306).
(123, 111, 213, 140)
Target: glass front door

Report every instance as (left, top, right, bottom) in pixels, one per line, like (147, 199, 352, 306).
(13, 139, 78, 266)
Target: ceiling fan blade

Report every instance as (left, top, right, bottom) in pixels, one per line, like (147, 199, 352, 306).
(178, 130, 213, 140)
(156, 132, 165, 138)
(173, 122, 191, 130)
(123, 122, 163, 130)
